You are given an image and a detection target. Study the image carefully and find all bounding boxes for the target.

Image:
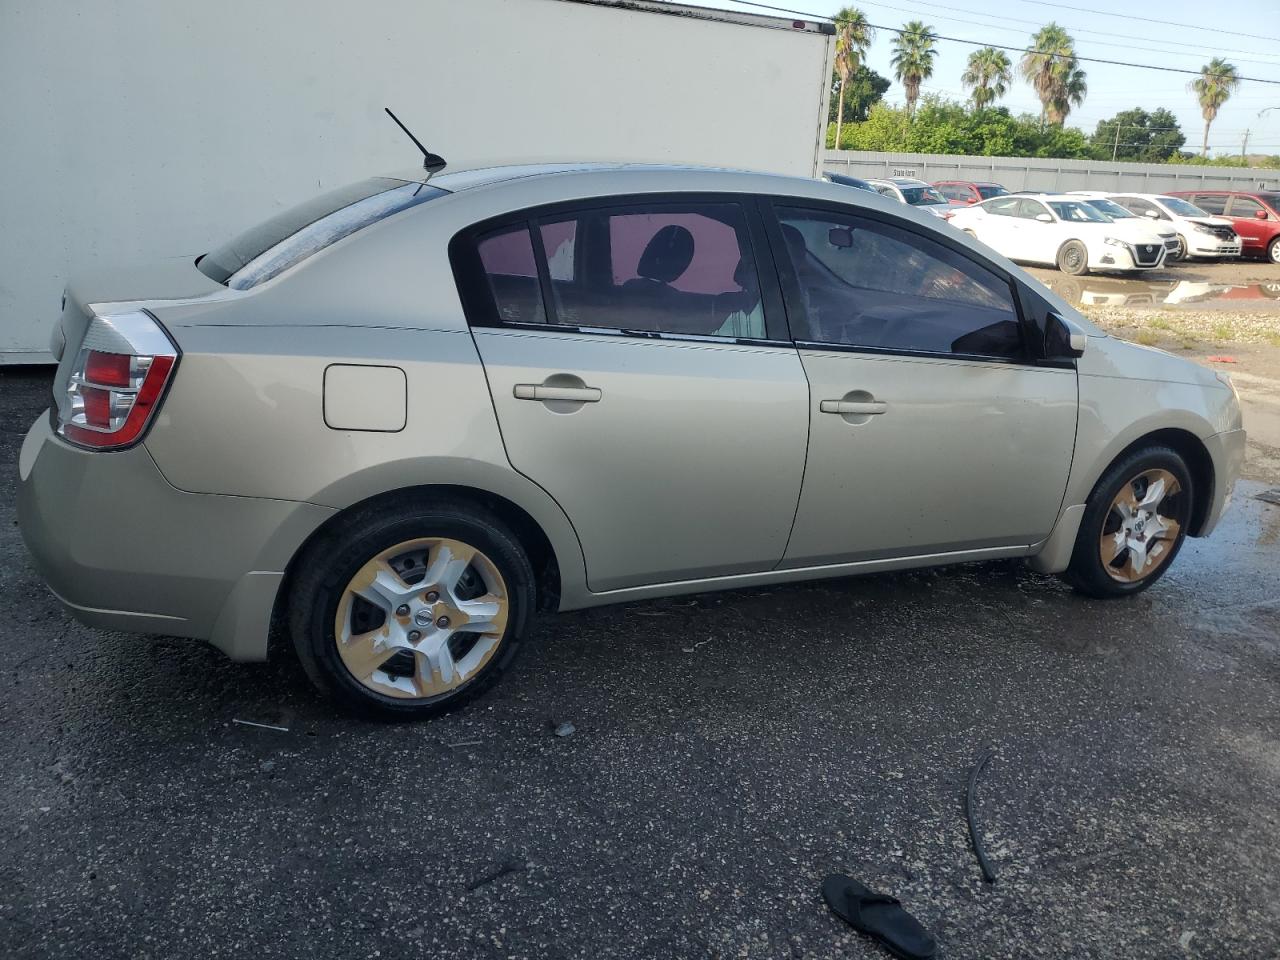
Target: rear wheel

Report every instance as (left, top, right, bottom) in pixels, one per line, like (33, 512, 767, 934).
(1063, 447, 1192, 598)
(1056, 240, 1089, 276)
(289, 499, 535, 718)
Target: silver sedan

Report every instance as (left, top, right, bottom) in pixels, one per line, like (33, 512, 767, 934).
(18, 164, 1245, 717)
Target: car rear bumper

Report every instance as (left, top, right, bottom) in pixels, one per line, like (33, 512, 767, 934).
(17, 413, 334, 660)
(1199, 428, 1246, 537)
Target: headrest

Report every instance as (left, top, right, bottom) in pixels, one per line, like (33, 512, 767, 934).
(637, 225, 695, 283)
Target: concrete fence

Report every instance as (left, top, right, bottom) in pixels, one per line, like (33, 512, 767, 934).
(824, 150, 1280, 194)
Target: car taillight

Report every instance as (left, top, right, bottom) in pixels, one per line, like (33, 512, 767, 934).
(56, 310, 179, 450)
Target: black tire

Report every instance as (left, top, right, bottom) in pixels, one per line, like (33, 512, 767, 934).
(1056, 240, 1089, 276)
(289, 498, 536, 719)
(1173, 235, 1188, 262)
(1267, 236, 1280, 265)
(1063, 446, 1193, 599)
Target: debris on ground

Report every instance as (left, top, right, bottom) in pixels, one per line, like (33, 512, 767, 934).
(1207, 355, 1239, 364)
(552, 721, 576, 738)
(465, 858, 527, 892)
(965, 749, 998, 884)
(681, 638, 712, 654)
(231, 719, 289, 733)
(1255, 489, 1280, 507)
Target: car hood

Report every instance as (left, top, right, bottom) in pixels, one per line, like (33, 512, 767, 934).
(1187, 216, 1234, 229)
(1107, 220, 1171, 244)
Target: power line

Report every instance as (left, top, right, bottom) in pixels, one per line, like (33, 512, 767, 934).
(731, 0, 1280, 85)
(1014, 0, 1280, 45)
(856, 0, 1280, 64)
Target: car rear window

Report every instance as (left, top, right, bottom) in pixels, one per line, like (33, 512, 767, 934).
(901, 185, 947, 206)
(197, 178, 447, 289)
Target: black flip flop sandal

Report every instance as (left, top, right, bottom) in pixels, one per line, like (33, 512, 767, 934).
(821, 874, 937, 960)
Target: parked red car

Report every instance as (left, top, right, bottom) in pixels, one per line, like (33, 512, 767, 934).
(1169, 190, 1280, 263)
(932, 180, 1010, 206)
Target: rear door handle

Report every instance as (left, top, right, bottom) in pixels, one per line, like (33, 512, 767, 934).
(514, 384, 602, 403)
(820, 399, 887, 415)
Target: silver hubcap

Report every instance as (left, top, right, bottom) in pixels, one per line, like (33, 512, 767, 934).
(334, 537, 509, 699)
(1099, 469, 1185, 583)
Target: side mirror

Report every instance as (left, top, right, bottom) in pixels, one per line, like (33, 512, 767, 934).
(828, 226, 854, 248)
(1035, 213, 1053, 223)
(1256, 209, 1269, 220)
(1044, 312, 1087, 359)
(1143, 209, 1159, 219)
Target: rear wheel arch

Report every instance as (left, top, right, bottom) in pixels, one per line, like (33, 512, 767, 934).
(269, 484, 564, 659)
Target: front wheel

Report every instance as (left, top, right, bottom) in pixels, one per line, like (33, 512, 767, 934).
(1173, 235, 1188, 261)
(1056, 240, 1089, 276)
(1063, 447, 1193, 598)
(289, 499, 536, 718)
(1267, 236, 1280, 264)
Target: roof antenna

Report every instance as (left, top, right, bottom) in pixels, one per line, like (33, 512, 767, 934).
(384, 107, 447, 175)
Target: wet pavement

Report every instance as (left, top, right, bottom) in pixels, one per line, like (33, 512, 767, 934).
(3, 367, 1280, 959)
(1035, 273, 1280, 310)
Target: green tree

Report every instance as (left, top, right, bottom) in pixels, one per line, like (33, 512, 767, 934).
(1090, 108, 1186, 162)
(828, 64, 891, 144)
(961, 47, 1012, 111)
(890, 21, 937, 117)
(1020, 24, 1087, 125)
(1190, 58, 1241, 157)
(832, 8, 876, 150)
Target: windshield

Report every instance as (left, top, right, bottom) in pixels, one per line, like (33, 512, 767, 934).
(1082, 198, 1134, 219)
(977, 185, 1008, 199)
(1047, 200, 1111, 223)
(902, 185, 947, 206)
(198, 178, 447, 289)
(1159, 196, 1209, 217)
(1259, 193, 1280, 211)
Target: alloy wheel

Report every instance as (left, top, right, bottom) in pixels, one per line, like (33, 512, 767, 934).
(334, 537, 509, 699)
(1098, 468, 1188, 583)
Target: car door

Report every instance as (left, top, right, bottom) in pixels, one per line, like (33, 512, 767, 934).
(763, 202, 1077, 567)
(967, 196, 1020, 255)
(1225, 195, 1270, 254)
(1015, 198, 1059, 264)
(453, 196, 809, 592)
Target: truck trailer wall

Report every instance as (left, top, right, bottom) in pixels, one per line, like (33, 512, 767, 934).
(0, 0, 832, 362)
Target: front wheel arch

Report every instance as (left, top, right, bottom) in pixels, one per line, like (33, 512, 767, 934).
(1083, 428, 1215, 538)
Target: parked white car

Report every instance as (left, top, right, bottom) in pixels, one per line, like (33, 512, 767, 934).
(1068, 193, 1181, 260)
(865, 178, 953, 219)
(948, 194, 1168, 275)
(1102, 193, 1241, 261)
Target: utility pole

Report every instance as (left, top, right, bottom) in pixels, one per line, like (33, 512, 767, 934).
(1241, 129, 1251, 160)
(1112, 122, 1122, 161)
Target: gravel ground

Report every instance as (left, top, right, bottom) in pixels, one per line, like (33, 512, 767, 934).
(3, 362, 1280, 960)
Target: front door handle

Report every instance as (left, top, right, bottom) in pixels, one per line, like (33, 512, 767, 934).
(514, 383, 602, 403)
(820, 399, 886, 415)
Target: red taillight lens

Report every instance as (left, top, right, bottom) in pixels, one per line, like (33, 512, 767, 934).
(56, 311, 178, 451)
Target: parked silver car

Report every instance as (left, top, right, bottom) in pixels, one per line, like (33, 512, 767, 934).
(18, 164, 1245, 717)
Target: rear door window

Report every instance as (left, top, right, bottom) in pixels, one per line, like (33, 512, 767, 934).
(198, 178, 446, 289)
(460, 200, 770, 340)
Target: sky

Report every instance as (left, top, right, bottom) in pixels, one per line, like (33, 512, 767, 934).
(689, 0, 1280, 157)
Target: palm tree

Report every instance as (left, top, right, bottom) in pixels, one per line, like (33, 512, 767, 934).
(832, 7, 875, 148)
(891, 21, 937, 118)
(1190, 58, 1241, 157)
(962, 47, 1012, 111)
(1020, 23, 1086, 125)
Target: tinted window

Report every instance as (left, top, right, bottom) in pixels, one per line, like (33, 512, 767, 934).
(469, 202, 765, 340)
(977, 185, 1008, 199)
(1194, 194, 1228, 215)
(198, 178, 445, 288)
(1227, 196, 1265, 217)
(476, 224, 545, 324)
(775, 206, 1022, 359)
(901, 185, 947, 206)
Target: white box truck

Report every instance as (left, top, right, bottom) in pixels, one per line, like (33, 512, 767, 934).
(0, 0, 834, 363)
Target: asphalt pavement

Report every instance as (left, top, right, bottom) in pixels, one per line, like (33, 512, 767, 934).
(2, 366, 1279, 959)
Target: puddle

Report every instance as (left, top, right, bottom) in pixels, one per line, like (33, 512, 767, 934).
(1041, 276, 1280, 308)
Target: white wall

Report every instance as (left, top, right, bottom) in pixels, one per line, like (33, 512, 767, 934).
(0, 0, 830, 360)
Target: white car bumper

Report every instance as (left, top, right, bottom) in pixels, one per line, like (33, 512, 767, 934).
(1090, 240, 1166, 272)
(1185, 233, 1242, 258)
